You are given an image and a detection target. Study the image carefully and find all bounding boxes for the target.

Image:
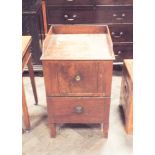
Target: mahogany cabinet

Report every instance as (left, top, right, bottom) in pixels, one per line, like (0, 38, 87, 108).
(41, 25, 115, 138)
(45, 0, 133, 65)
(120, 59, 133, 134)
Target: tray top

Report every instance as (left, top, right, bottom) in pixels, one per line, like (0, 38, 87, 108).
(41, 33, 115, 60)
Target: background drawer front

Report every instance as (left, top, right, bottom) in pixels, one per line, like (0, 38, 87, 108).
(43, 61, 113, 96)
(46, 0, 92, 5)
(109, 24, 133, 43)
(94, 6, 132, 24)
(47, 6, 94, 24)
(113, 44, 133, 62)
(94, 0, 133, 5)
(47, 97, 110, 123)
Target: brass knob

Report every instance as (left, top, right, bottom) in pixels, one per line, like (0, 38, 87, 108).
(115, 51, 122, 57)
(118, 51, 122, 54)
(64, 14, 68, 18)
(112, 32, 115, 35)
(72, 14, 77, 18)
(120, 32, 123, 35)
(75, 75, 81, 81)
(122, 13, 126, 17)
(74, 106, 84, 114)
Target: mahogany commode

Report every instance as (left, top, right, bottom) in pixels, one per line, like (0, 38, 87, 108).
(41, 25, 115, 138)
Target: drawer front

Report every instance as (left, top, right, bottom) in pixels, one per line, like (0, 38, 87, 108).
(120, 75, 130, 116)
(46, 0, 92, 5)
(121, 67, 132, 117)
(43, 61, 113, 97)
(113, 44, 133, 62)
(123, 65, 133, 92)
(109, 24, 133, 43)
(94, 0, 133, 5)
(47, 97, 110, 123)
(94, 6, 133, 24)
(47, 6, 94, 24)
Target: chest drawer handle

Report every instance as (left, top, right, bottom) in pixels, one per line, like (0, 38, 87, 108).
(75, 75, 81, 81)
(113, 13, 125, 19)
(64, 14, 77, 21)
(112, 32, 124, 38)
(74, 106, 84, 114)
(66, 0, 74, 1)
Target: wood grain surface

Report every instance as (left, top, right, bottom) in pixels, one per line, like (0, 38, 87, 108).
(22, 36, 32, 58)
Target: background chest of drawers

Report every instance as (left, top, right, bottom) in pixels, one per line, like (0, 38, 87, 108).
(45, 0, 133, 65)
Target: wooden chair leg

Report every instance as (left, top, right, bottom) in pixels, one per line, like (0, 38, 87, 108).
(22, 80, 30, 130)
(50, 123, 56, 138)
(27, 56, 38, 105)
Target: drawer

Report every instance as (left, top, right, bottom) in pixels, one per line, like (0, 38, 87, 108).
(47, 97, 110, 123)
(123, 65, 133, 92)
(113, 44, 133, 62)
(46, 0, 93, 5)
(109, 24, 133, 43)
(94, 6, 132, 24)
(121, 68, 132, 113)
(94, 0, 133, 5)
(120, 75, 130, 115)
(43, 61, 113, 97)
(47, 6, 94, 24)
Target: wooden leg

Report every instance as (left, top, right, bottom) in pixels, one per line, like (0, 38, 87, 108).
(103, 98, 110, 138)
(50, 123, 56, 138)
(22, 80, 30, 130)
(103, 123, 109, 138)
(27, 56, 38, 105)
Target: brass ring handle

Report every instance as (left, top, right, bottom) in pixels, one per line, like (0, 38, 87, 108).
(74, 106, 84, 114)
(75, 75, 81, 81)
